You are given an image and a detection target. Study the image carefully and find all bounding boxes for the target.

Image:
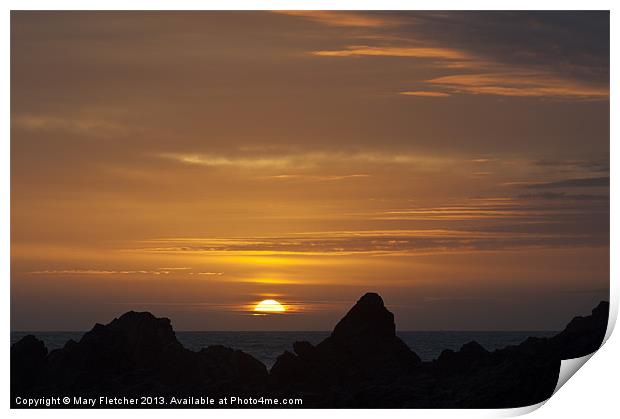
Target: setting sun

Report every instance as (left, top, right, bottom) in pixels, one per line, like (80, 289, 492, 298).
(254, 299, 286, 313)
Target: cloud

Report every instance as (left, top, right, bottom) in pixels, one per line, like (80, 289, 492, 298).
(311, 48, 607, 100)
(471, 158, 498, 163)
(312, 45, 469, 60)
(299, 13, 608, 101)
(517, 192, 609, 201)
(158, 151, 454, 170)
(12, 114, 131, 137)
(521, 176, 610, 189)
(130, 195, 608, 257)
(272, 11, 399, 28)
(29, 269, 172, 276)
(425, 73, 609, 99)
(131, 230, 602, 256)
(399, 91, 451, 97)
(158, 153, 295, 169)
(258, 174, 371, 181)
(407, 12, 609, 83)
(30, 268, 226, 278)
(533, 159, 609, 173)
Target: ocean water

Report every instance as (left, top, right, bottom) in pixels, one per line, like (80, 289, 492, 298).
(11, 330, 556, 368)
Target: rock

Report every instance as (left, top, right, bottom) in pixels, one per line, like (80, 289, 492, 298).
(551, 301, 608, 358)
(11, 335, 47, 395)
(321, 292, 421, 373)
(331, 292, 397, 341)
(11, 311, 268, 400)
(436, 341, 489, 374)
(270, 296, 609, 408)
(292, 341, 315, 358)
(270, 350, 306, 383)
(271, 293, 421, 386)
(198, 345, 267, 383)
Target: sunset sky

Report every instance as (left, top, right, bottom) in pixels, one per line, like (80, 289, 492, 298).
(11, 11, 609, 331)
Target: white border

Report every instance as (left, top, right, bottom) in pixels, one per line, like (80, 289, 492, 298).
(3, 2, 617, 418)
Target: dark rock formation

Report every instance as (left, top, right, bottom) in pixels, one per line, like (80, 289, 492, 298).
(11, 295, 609, 409)
(271, 293, 420, 388)
(551, 301, 609, 359)
(11, 335, 47, 396)
(269, 294, 608, 408)
(11, 311, 267, 405)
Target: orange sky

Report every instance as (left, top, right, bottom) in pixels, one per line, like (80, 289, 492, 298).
(11, 11, 609, 330)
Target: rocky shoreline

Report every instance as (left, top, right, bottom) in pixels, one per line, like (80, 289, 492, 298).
(11, 293, 608, 408)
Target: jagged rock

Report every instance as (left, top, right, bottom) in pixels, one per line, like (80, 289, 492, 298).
(551, 301, 609, 358)
(198, 345, 267, 383)
(11, 335, 47, 394)
(268, 350, 306, 383)
(292, 341, 315, 358)
(331, 292, 397, 340)
(271, 293, 421, 386)
(11, 311, 267, 402)
(270, 295, 609, 407)
(436, 341, 489, 373)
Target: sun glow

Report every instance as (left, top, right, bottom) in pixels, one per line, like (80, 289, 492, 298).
(254, 299, 286, 313)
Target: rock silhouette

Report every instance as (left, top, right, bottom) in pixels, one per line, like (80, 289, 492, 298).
(12, 311, 267, 402)
(551, 301, 609, 358)
(11, 335, 47, 396)
(271, 293, 420, 386)
(11, 295, 609, 408)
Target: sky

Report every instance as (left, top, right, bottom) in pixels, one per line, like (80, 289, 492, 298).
(11, 11, 609, 331)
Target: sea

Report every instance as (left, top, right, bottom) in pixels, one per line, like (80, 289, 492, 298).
(11, 330, 556, 369)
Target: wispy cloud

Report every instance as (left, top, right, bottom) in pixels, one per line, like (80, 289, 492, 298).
(30, 268, 225, 278)
(533, 159, 609, 173)
(517, 192, 609, 201)
(190, 272, 224, 276)
(311, 46, 607, 99)
(302, 16, 608, 101)
(400, 91, 451, 98)
(312, 45, 469, 60)
(273, 11, 400, 28)
(29, 269, 172, 276)
(159, 153, 294, 169)
(471, 158, 498, 163)
(129, 231, 601, 257)
(12, 114, 131, 136)
(518, 176, 610, 189)
(425, 73, 609, 99)
(258, 174, 371, 182)
(313, 46, 608, 100)
(158, 151, 454, 170)
(130, 200, 608, 257)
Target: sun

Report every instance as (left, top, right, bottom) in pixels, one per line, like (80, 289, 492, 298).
(254, 299, 286, 313)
